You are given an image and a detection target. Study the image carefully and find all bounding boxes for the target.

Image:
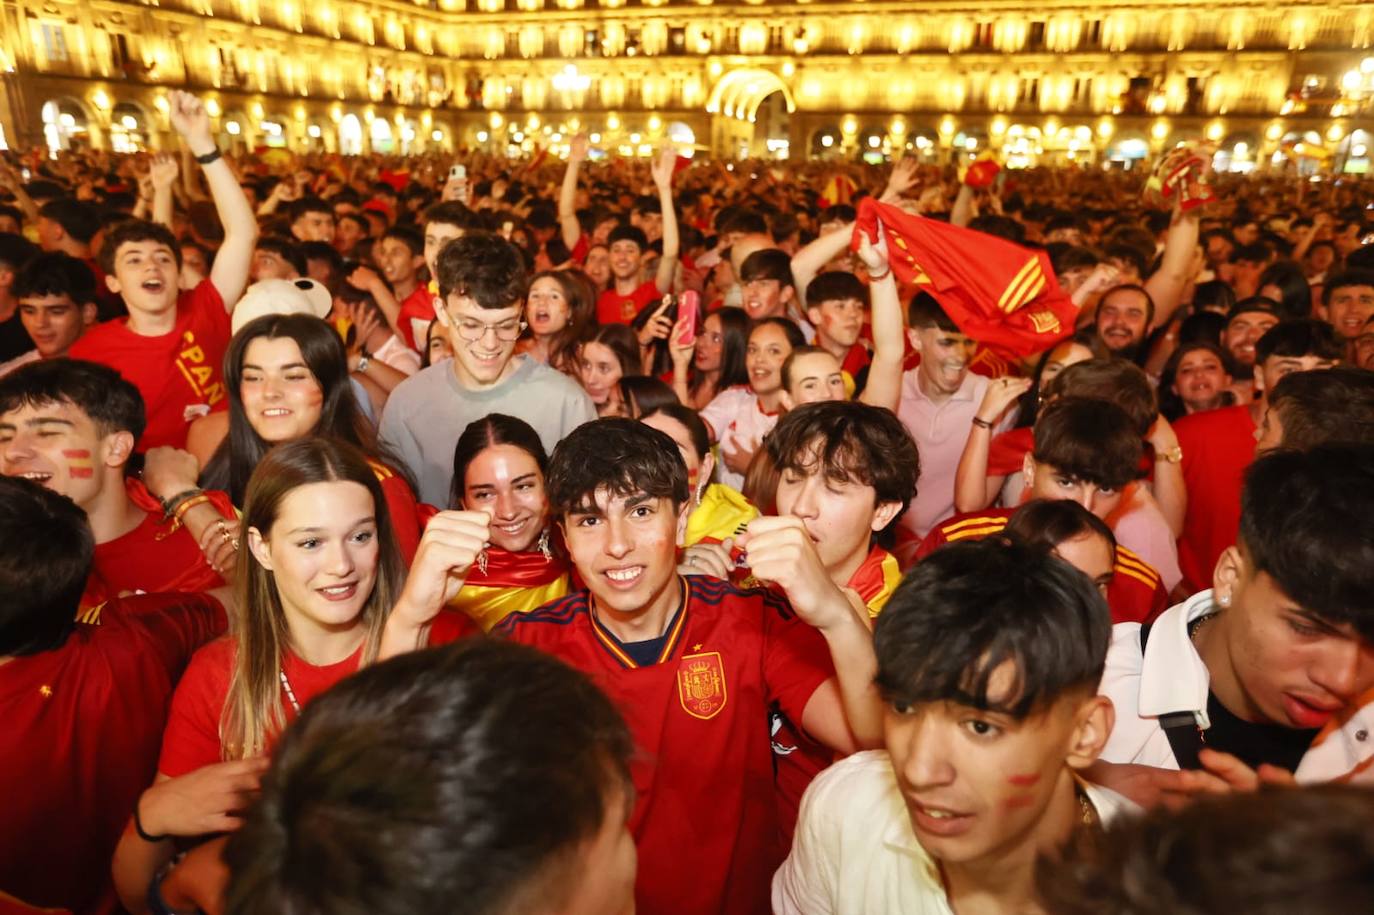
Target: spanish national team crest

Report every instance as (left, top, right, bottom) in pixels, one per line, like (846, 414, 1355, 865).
(677, 651, 728, 720)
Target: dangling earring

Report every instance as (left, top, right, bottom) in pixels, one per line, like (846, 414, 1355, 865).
(537, 528, 552, 560)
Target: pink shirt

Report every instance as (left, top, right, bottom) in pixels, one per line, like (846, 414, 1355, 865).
(897, 368, 994, 539)
(1106, 484, 1183, 594)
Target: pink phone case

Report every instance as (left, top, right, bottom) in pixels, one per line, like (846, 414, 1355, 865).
(678, 291, 700, 346)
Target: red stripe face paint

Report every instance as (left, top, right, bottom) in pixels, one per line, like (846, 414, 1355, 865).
(1006, 773, 1041, 787)
(1003, 793, 1037, 809)
(63, 449, 94, 479)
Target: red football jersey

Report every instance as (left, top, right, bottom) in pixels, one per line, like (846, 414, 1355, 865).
(158, 610, 475, 777)
(69, 280, 231, 451)
(372, 462, 423, 565)
(0, 593, 226, 914)
(496, 576, 835, 915)
(596, 279, 661, 326)
(1174, 404, 1255, 595)
(91, 479, 233, 599)
(395, 284, 438, 350)
(918, 508, 1168, 624)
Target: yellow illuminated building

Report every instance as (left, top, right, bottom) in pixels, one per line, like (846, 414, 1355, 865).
(0, 0, 1372, 169)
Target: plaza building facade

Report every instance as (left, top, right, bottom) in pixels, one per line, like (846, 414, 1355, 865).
(1, 0, 1372, 171)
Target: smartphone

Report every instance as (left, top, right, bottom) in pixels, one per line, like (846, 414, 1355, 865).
(677, 290, 699, 347)
(20, 167, 30, 181)
(449, 164, 466, 180)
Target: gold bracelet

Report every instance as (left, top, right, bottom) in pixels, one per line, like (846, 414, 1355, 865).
(172, 494, 212, 523)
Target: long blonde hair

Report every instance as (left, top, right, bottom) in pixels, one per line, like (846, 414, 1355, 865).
(221, 437, 405, 759)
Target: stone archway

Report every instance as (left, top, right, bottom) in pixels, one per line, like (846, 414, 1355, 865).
(705, 67, 795, 157)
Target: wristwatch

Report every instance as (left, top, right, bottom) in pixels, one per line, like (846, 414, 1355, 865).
(1156, 445, 1183, 464)
(355, 349, 371, 374)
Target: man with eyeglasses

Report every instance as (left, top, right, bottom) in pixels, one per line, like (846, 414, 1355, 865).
(380, 233, 596, 505)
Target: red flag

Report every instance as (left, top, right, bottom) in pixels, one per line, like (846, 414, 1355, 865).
(853, 198, 1077, 360)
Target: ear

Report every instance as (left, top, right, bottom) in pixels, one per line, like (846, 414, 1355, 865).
(104, 272, 122, 295)
(806, 305, 823, 327)
(1021, 451, 1037, 488)
(675, 499, 691, 548)
(1252, 362, 1267, 395)
(906, 326, 923, 353)
(870, 500, 903, 533)
(1065, 694, 1115, 771)
(778, 388, 795, 412)
(1212, 544, 1244, 605)
(81, 302, 99, 327)
(699, 451, 716, 488)
(432, 295, 453, 328)
(100, 431, 135, 469)
(780, 285, 796, 306)
(246, 525, 274, 572)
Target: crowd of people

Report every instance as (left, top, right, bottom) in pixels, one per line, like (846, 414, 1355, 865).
(2, 87, 1374, 915)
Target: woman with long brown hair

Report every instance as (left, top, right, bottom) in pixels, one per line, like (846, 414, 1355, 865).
(517, 269, 596, 376)
(112, 437, 486, 911)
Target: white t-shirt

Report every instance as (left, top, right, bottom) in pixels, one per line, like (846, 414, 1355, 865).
(699, 385, 779, 492)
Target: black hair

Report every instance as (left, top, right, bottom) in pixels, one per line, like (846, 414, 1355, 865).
(767, 401, 920, 531)
(1051, 246, 1100, 277)
(450, 413, 549, 509)
(337, 211, 370, 235)
(288, 196, 333, 224)
(1255, 318, 1344, 366)
(715, 207, 770, 237)
(581, 323, 641, 379)
(422, 201, 485, 233)
(805, 270, 866, 310)
(1177, 310, 1228, 346)
(1032, 396, 1143, 492)
(1230, 242, 1272, 265)
(38, 198, 100, 244)
(751, 316, 806, 350)
(739, 248, 794, 287)
(255, 236, 307, 277)
(875, 538, 1110, 718)
(700, 307, 750, 392)
(1256, 261, 1312, 320)
(11, 251, 97, 304)
(618, 375, 678, 420)
(0, 476, 93, 655)
(1015, 329, 1110, 427)
(1192, 279, 1237, 315)
(907, 290, 959, 332)
(1321, 268, 1374, 307)
(223, 639, 634, 915)
(381, 224, 425, 257)
(640, 403, 710, 460)
(546, 417, 689, 517)
(1005, 498, 1117, 558)
(1267, 367, 1374, 452)
(435, 232, 527, 309)
(1158, 341, 1236, 421)
(1238, 445, 1374, 640)
(1103, 243, 1149, 279)
(0, 232, 38, 271)
(0, 358, 146, 442)
(607, 223, 648, 253)
(1097, 283, 1157, 329)
(201, 315, 399, 506)
(98, 219, 181, 275)
(1043, 358, 1157, 436)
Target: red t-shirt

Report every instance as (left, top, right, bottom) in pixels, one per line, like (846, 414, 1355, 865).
(1174, 404, 1256, 595)
(68, 280, 231, 451)
(395, 283, 437, 351)
(918, 508, 1169, 624)
(596, 280, 661, 326)
(496, 576, 834, 915)
(0, 593, 226, 914)
(372, 461, 423, 565)
(158, 610, 474, 777)
(90, 479, 232, 598)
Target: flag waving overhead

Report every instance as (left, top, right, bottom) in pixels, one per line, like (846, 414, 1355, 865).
(852, 198, 1078, 359)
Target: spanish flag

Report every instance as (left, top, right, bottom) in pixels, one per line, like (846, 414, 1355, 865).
(846, 545, 903, 618)
(819, 172, 857, 208)
(448, 544, 571, 632)
(853, 198, 1077, 360)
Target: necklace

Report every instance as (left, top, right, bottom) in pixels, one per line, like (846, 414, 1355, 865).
(279, 668, 301, 714)
(1188, 612, 1219, 644)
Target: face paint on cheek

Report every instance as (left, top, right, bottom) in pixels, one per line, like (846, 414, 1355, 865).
(1006, 772, 1041, 787)
(1003, 793, 1037, 810)
(62, 449, 94, 479)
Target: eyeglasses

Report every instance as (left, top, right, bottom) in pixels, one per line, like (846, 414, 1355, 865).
(452, 317, 526, 342)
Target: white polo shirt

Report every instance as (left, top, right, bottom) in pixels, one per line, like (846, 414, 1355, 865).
(772, 750, 1135, 915)
(1098, 589, 1374, 782)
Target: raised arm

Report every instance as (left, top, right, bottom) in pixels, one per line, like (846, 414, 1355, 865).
(650, 146, 679, 294)
(559, 134, 589, 251)
(952, 378, 1033, 513)
(854, 226, 904, 411)
(790, 222, 853, 302)
(149, 153, 178, 230)
(168, 90, 258, 310)
(1143, 201, 1200, 331)
(0, 160, 41, 227)
(950, 183, 977, 228)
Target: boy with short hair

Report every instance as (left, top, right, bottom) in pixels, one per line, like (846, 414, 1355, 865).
(1256, 365, 1374, 453)
(740, 248, 806, 329)
(804, 270, 870, 382)
(0, 359, 236, 609)
(921, 397, 1169, 624)
(596, 149, 679, 326)
(1099, 444, 1374, 781)
(287, 196, 336, 243)
(483, 418, 882, 915)
(0, 252, 99, 376)
(68, 91, 257, 451)
(380, 233, 595, 505)
(0, 477, 227, 914)
(774, 537, 1129, 914)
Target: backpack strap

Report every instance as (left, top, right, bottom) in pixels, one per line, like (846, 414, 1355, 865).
(1139, 622, 1206, 771)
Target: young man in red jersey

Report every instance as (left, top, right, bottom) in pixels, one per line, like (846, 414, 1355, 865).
(0, 477, 229, 914)
(921, 397, 1169, 624)
(595, 148, 679, 326)
(0, 360, 236, 613)
(482, 418, 881, 915)
(1173, 319, 1343, 594)
(69, 91, 257, 451)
